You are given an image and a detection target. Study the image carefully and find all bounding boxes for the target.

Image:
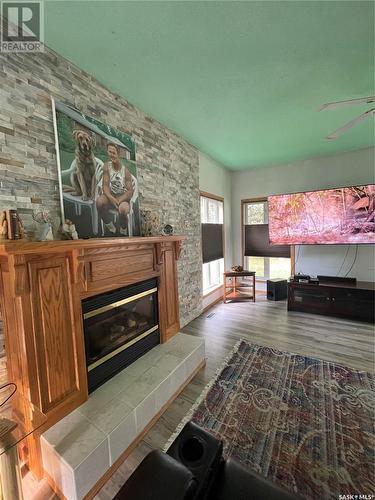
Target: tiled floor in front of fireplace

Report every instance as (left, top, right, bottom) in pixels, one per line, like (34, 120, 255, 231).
(40, 333, 205, 500)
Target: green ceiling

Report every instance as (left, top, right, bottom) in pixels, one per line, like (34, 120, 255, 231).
(44, 1, 374, 170)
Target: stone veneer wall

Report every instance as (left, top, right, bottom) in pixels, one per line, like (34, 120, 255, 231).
(0, 49, 203, 381)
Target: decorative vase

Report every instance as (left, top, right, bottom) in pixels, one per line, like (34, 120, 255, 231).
(37, 222, 53, 241)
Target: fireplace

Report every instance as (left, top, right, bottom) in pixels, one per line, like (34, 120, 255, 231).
(82, 278, 159, 393)
(0, 236, 184, 479)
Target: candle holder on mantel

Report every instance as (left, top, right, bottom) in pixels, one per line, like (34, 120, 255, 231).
(0, 210, 26, 240)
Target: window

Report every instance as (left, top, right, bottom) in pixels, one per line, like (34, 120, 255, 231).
(201, 194, 224, 294)
(201, 196, 223, 224)
(243, 200, 291, 280)
(202, 258, 225, 293)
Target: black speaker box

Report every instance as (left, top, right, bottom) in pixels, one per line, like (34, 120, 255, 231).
(267, 279, 288, 301)
(167, 421, 223, 500)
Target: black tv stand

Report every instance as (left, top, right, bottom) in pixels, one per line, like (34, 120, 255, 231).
(317, 275, 357, 285)
(288, 279, 375, 323)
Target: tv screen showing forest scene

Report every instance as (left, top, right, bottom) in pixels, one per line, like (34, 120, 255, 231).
(268, 185, 375, 245)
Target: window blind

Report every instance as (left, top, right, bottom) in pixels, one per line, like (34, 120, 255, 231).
(202, 223, 224, 264)
(245, 224, 290, 258)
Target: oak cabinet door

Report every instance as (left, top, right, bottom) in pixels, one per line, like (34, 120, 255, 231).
(28, 256, 87, 415)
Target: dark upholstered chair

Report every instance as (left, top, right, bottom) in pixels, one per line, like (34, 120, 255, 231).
(114, 422, 301, 500)
(113, 450, 198, 500)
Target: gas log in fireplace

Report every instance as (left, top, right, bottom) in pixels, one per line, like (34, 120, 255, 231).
(82, 278, 159, 392)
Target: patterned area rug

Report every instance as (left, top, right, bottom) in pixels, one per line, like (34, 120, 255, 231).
(166, 340, 375, 499)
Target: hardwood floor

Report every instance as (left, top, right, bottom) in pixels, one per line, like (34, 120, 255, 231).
(25, 296, 374, 499)
(95, 296, 374, 499)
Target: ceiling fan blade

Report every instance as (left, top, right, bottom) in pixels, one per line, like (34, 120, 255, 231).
(318, 96, 375, 112)
(326, 108, 375, 140)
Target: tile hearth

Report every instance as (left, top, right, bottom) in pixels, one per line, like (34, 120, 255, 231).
(41, 333, 205, 500)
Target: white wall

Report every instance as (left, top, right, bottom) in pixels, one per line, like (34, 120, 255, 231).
(231, 147, 375, 281)
(199, 152, 233, 267)
(199, 152, 232, 308)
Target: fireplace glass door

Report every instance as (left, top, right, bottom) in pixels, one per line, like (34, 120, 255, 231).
(82, 278, 159, 392)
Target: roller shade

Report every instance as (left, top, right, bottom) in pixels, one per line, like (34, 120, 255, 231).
(202, 223, 223, 264)
(245, 224, 290, 258)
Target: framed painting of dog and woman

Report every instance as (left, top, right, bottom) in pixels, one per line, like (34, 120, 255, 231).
(52, 99, 141, 239)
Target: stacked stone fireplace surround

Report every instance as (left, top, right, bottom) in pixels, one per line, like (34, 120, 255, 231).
(0, 46, 204, 497)
(0, 47, 203, 383)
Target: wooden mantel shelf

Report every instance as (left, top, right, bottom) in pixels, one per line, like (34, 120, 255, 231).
(0, 235, 186, 255)
(0, 235, 186, 479)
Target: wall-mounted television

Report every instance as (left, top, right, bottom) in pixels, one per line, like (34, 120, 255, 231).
(268, 184, 375, 245)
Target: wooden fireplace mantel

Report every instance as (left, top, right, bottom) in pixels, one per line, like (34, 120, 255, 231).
(0, 235, 185, 477)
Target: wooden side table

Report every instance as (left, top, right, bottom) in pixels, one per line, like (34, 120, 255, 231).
(223, 270, 256, 303)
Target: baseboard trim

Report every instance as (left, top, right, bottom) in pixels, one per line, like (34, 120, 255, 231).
(202, 295, 222, 313)
(202, 285, 222, 299)
(202, 288, 267, 314)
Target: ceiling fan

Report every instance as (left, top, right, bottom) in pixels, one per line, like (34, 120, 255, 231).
(318, 95, 375, 140)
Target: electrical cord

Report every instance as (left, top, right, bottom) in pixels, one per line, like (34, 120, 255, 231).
(344, 245, 358, 277)
(336, 245, 350, 276)
(294, 245, 304, 274)
(295, 244, 357, 278)
(295, 245, 301, 265)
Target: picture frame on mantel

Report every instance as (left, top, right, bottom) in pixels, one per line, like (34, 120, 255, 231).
(52, 98, 141, 238)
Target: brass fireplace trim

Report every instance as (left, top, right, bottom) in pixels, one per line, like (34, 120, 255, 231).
(83, 287, 158, 320)
(87, 324, 159, 372)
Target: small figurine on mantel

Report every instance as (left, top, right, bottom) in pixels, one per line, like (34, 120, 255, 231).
(162, 224, 174, 236)
(61, 219, 79, 240)
(0, 211, 7, 240)
(140, 209, 161, 237)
